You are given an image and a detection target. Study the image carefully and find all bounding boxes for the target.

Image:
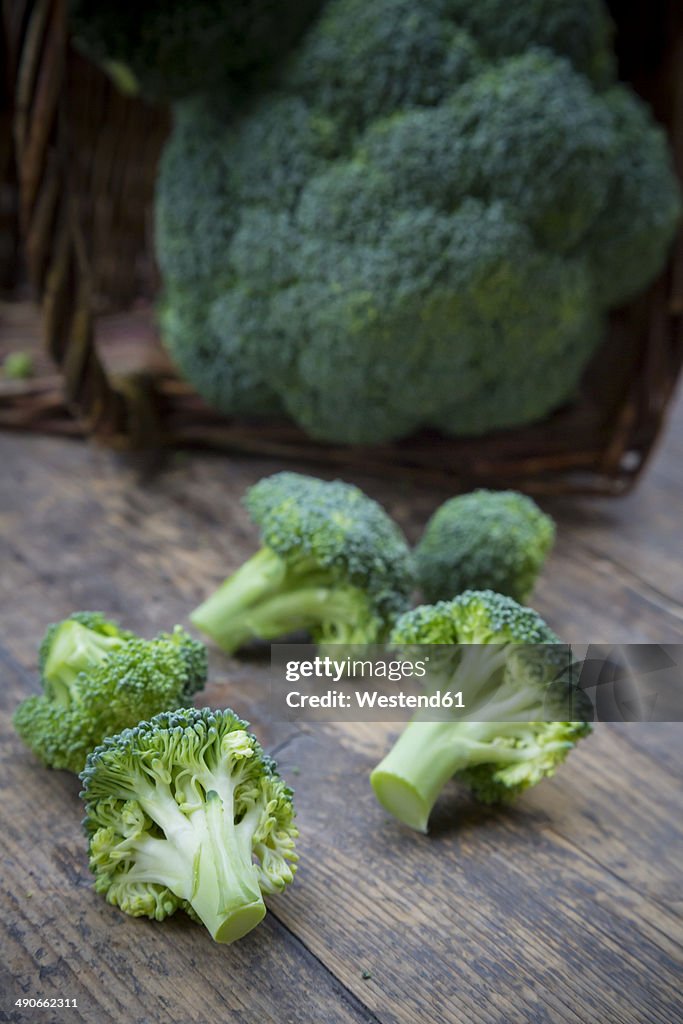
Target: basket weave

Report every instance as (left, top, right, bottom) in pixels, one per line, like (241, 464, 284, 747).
(1, 7, 19, 290)
(2, 0, 683, 495)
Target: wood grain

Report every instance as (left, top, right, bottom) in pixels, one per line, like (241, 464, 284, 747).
(1, 385, 682, 1023)
(271, 723, 683, 1024)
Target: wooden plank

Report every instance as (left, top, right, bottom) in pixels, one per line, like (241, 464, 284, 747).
(272, 724, 683, 1024)
(1, 429, 682, 1024)
(608, 721, 683, 774)
(514, 725, 683, 913)
(534, 540, 683, 642)
(546, 474, 683, 609)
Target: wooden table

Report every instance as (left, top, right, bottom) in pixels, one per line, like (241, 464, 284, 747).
(1, 392, 682, 1024)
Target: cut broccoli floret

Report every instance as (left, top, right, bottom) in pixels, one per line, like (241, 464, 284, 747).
(80, 707, 297, 944)
(416, 490, 555, 604)
(190, 472, 413, 652)
(15, 614, 208, 773)
(370, 592, 591, 832)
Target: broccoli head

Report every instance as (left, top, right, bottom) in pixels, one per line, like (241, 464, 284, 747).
(370, 591, 591, 832)
(14, 613, 208, 773)
(80, 707, 297, 943)
(416, 490, 555, 604)
(155, 0, 680, 443)
(190, 472, 413, 652)
(69, 0, 324, 101)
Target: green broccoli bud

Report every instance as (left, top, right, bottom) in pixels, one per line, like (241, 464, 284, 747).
(15, 614, 208, 773)
(80, 707, 298, 944)
(370, 592, 591, 832)
(581, 86, 682, 306)
(431, 316, 605, 436)
(224, 195, 598, 444)
(282, 1, 483, 136)
(442, 0, 617, 86)
(416, 490, 555, 604)
(69, 0, 324, 101)
(38, 612, 134, 704)
(190, 472, 413, 652)
(3, 351, 34, 379)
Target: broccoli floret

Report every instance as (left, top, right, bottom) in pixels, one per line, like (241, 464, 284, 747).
(80, 707, 297, 943)
(425, 52, 617, 252)
(3, 351, 34, 379)
(232, 197, 599, 443)
(155, 0, 679, 442)
(38, 611, 135, 699)
(281, 1, 483, 136)
(580, 87, 682, 306)
(15, 614, 208, 773)
(69, 0, 324, 101)
(157, 286, 282, 418)
(370, 592, 591, 832)
(153, 98, 300, 420)
(190, 472, 413, 652)
(432, 319, 605, 436)
(270, 197, 602, 442)
(416, 490, 555, 604)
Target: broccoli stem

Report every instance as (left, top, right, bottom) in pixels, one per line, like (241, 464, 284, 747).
(191, 546, 374, 651)
(370, 644, 537, 832)
(189, 791, 266, 943)
(133, 787, 266, 943)
(371, 720, 470, 833)
(371, 718, 536, 832)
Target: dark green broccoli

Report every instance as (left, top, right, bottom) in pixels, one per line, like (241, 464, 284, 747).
(190, 472, 413, 652)
(416, 490, 555, 604)
(370, 592, 591, 832)
(80, 707, 297, 943)
(155, 0, 680, 443)
(581, 87, 683, 306)
(443, 0, 616, 85)
(69, 0, 324, 101)
(14, 613, 208, 773)
(431, 324, 604, 436)
(157, 285, 282, 418)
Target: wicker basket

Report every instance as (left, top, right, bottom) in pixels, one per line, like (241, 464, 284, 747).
(2, 0, 682, 495)
(1, 7, 19, 291)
